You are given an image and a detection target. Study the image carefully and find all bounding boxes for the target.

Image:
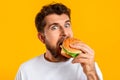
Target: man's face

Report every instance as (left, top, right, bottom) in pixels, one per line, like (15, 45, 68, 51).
(43, 14, 73, 60)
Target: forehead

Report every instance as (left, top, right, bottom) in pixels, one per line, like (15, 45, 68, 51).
(44, 14, 70, 25)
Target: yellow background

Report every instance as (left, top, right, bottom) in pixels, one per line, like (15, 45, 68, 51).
(0, 0, 120, 80)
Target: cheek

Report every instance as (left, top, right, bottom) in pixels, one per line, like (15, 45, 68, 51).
(44, 31, 60, 45)
(69, 29, 73, 37)
(45, 32, 59, 40)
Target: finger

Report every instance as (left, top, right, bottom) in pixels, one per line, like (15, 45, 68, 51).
(75, 53, 89, 59)
(70, 42, 94, 54)
(72, 53, 94, 63)
(72, 58, 88, 64)
(79, 43, 94, 53)
(72, 53, 88, 63)
(70, 44, 93, 55)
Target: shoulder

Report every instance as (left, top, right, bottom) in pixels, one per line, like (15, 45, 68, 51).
(15, 54, 44, 80)
(19, 54, 44, 70)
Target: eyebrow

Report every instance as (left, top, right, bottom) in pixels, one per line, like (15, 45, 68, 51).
(65, 20, 71, 23)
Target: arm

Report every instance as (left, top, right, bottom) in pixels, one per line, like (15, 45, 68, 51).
(85, 68, 99, 80)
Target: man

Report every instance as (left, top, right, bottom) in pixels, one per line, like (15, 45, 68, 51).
(15, 3, 103, 80)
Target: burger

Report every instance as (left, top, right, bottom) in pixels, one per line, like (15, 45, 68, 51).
(60, 38, 82, 58)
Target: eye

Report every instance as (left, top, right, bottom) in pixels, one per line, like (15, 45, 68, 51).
(65, 23, 71, 28)
(51, 25, 58, 30)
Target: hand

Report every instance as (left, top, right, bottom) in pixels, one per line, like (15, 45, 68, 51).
(70, 41, 99, 80)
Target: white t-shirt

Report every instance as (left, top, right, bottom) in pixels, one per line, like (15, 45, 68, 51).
(15, 54, 103, 80)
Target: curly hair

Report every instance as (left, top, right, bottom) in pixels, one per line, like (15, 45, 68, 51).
(35, 3, 71, 32)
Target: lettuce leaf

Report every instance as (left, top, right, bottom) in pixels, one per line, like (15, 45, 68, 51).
(62, 46, 79, 58)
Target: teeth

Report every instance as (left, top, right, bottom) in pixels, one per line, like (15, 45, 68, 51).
(60, 45, 62, 48)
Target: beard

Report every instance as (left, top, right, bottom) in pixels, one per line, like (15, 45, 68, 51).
(45, 38, 69, 61)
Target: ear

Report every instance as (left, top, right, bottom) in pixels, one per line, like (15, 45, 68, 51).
(37, 32, 45, 44)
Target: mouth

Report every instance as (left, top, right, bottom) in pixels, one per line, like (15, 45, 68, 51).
(58, 41, 63, 50)
(57, 37, 70, 54)
(57, 39, 65, 53)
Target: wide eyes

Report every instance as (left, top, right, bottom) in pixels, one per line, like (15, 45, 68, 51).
(50, 23, 71, 31)
(51, 25, 59, 30)
(64, 23, 71, 28)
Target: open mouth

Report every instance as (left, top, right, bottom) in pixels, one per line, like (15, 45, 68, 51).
(58, 42, 63, 50)
(57, 39, 64, 53)
(57, 37, 69, 54)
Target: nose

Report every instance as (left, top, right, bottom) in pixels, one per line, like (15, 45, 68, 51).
(60, 27, 69, 37)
